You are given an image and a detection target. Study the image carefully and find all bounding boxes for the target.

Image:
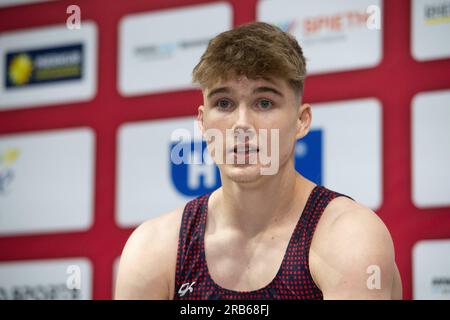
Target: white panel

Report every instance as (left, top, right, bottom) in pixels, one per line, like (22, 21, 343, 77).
(312, 98, 382, 209)
(0, 21, 97, 110)
(116, 117, 202, 227)
(412, 89, 450, 208)
(257, 0, 383, 74)
(0, 258, 92, 300)
(413, 239, 450, 300)
(118, 2, 232, 96)
(412, 0, 450, 61)
(0, 127, 95, 235)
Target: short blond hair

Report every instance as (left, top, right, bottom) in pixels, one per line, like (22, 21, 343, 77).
(192, 21, 307, 96)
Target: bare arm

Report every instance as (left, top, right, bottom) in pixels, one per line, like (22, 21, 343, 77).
(114, 209, 181, 300)
(310, 204, 399, 299)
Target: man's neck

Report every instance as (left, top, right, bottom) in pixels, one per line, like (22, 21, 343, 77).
(210, 164, 314, 238)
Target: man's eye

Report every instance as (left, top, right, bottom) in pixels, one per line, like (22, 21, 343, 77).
(257, 99, 273, 110)
(216, 99, 233, 109)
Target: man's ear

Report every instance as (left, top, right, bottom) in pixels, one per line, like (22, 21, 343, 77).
(296, 103, 312, 140)
(197, 105, 205, 135)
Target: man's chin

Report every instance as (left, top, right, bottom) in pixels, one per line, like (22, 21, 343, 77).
(222, 165, 263, 184)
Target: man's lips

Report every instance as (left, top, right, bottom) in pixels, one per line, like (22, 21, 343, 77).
(229, 145, 259, 153)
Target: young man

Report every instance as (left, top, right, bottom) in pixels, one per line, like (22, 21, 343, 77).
(115, 22, 402, 300)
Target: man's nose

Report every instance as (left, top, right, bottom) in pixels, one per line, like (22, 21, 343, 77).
(231, 104, 256, 140)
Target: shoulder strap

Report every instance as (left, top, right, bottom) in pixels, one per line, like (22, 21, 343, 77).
(174, 194, 209, 288)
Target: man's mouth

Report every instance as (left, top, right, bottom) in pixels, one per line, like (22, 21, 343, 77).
(232, 145, 259, 154)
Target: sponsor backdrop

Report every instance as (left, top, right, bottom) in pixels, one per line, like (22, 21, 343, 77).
(0, 0, 449, 300)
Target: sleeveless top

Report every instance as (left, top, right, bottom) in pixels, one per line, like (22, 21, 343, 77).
(173, 185, 352, 300)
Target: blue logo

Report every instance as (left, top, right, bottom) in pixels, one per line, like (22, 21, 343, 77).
(294, 129, 323, 185)
(170, 141, 221, 197)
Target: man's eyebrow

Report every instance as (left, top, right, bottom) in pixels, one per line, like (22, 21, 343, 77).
(253, 86, 284, 97)
(206, 87, 231, 99)
(207, 86, 284, 99)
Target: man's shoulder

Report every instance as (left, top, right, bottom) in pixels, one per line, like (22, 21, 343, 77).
(319, 192, 384, 233)
(132, 206, 184, 246)
(315, 194, 392, 250)
(309, 193, 398, 298)
(115, 206, 185, 299)
(310, 195, 395, 291)
(121, 206, 185, 271)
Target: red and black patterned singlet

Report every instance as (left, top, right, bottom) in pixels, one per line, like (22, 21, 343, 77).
(173, 185, 352, 300)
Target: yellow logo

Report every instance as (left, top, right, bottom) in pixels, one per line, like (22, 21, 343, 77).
(8, 53, 33, 86)
(0, 148, 20, 167)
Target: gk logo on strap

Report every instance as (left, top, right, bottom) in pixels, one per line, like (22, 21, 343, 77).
(178, 281, 196, 297)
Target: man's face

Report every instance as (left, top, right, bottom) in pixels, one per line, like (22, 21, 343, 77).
(198, 75, 311, 184)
